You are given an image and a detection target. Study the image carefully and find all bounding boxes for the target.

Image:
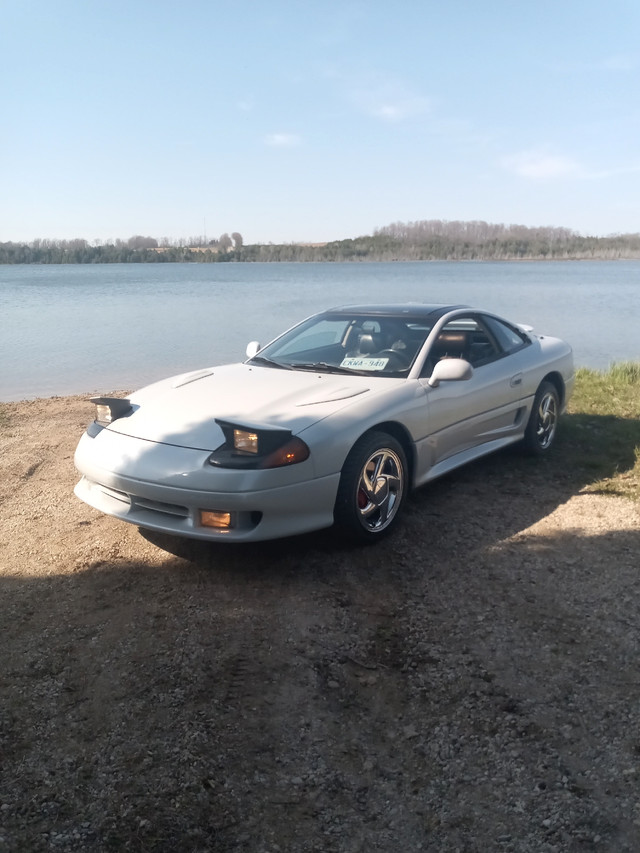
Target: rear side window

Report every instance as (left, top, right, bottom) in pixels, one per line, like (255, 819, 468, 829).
(422, 314, 531, 377)
(484, 316, 530, 354)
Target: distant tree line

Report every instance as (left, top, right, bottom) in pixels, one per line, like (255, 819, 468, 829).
(368, 220, 640, 260)
(2, 221, 640, 264)
(243, 220, 640, 261)
(244, 221, 640, 262)
(0, 232, 244, 264)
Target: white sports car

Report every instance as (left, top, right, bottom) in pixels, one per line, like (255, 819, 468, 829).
(74, 303, 574, 543)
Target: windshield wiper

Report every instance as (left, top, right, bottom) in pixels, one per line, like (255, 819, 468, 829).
(290, 361, 368, 375)
(249, 355, 295, 370)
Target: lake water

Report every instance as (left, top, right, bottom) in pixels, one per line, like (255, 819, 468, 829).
(1, 260, 639, 401)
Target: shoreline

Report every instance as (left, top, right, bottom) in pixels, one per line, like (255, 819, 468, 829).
(3, 255, 640, 267)
(0, 389, 132, 406)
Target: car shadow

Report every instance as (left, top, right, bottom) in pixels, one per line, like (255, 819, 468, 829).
(3, 520, 639, 850)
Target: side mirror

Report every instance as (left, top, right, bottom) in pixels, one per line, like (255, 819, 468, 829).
(428, 357, 473, 388)
(246, 341, 261, 359)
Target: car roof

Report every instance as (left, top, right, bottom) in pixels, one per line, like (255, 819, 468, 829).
(326, 303, 470, 321)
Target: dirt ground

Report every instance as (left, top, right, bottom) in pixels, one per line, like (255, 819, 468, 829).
(1, 395, 640, 852)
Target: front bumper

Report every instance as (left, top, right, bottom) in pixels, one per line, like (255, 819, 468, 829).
(74, 472, 340, 541)
(74, 428, 340, 542)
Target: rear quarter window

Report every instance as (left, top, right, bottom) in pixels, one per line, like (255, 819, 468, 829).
(484, 316, 530, 354)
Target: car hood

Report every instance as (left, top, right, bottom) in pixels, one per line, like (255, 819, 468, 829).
(106, 363, 378, 450)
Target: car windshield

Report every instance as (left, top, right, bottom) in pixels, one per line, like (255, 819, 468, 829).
(248, 313, 434, 376)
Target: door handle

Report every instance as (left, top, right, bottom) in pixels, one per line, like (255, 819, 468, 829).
(510, 373, 523, 387)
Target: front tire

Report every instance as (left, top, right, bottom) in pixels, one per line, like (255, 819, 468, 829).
(334, 431, 408, 543)
(523, 381, 560, 455)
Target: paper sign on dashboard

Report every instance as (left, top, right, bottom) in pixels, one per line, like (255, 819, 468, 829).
(340, 357, 389, 371)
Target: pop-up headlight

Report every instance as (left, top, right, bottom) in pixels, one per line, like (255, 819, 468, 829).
(87, 396, 133, 435)
(209, 420, 310, 469)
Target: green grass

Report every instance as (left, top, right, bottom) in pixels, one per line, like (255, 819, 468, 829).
(561, 362, 640, 500)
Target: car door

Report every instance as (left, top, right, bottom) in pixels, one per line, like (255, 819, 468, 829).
(418, 313, 533, 467)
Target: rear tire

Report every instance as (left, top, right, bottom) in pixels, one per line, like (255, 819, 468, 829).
(523, 381, 560, 455)
(334, 431, 408, 543)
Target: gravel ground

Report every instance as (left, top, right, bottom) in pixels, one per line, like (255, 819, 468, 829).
(1, 395, 639, 852)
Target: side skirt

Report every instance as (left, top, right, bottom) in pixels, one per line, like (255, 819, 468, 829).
(415, 435, 524, 487)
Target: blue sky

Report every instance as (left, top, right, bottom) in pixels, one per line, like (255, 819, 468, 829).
(2, 0, 639, 243)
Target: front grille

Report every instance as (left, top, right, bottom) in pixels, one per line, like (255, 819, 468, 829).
(95, 482, 189, 519)
(98, 484, 131, 506)
(132, 496, 189, 518)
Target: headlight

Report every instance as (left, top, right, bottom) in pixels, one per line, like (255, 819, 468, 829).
(233, 428, 259, 453)
(209, 420, 310, 469)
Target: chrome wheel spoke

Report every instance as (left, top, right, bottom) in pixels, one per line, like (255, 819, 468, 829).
(356, 449, 404, 531)
(536, 393, 557, 447)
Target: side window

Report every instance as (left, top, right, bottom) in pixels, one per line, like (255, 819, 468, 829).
(483, 316, 530, 354)
(423, 317, 499, 375)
